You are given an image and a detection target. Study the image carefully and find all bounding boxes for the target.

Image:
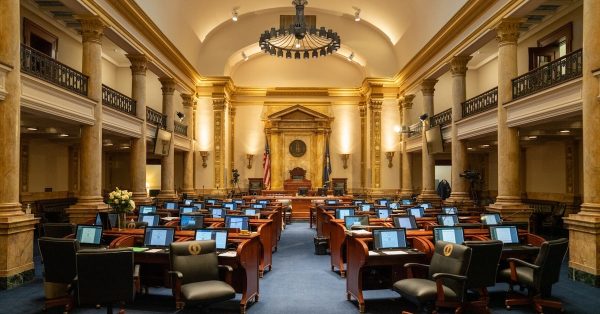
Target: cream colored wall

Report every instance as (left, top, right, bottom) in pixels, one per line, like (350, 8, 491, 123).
(115, 67, 132, 96)
(525, 141, 566, 194)
(471, 57, 499, 96)
(330, 105, 361, 189)
(28, 140, 69, 192)
(406, 87, 424, 126)
(146, 165, 161, 191)
(146, 71, 164, 112)
(233, 105, 265, 188)
(411, 153, 422, 193)
(105, 153, 131, 191)
(194, 97, 215, 189)
(380, 101, 401, 189)
(435, 165, 452, 187)
(433, 71, 453, 113)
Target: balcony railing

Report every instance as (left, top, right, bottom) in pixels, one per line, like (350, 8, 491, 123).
(512, 49, 583, 100)
(20, 44, 88, 96)
(461, 87, 498, 119)
(408, 122, 423, 138)
(146, 107, 167, 128)
(430, 108, 452, 127)
(174, 122, 188, 136)
(102, 84, 136, 116)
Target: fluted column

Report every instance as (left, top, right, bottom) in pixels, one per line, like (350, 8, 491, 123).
(564, 0, 600, 287)
(127, 54, 151, 204)
(0, 0, 37, 289)
(67, 16, 107, 222)
(213, 98, 226, 190)
(181, 94, 196, 197)
(369, 99, 383, 190)
(400, 94, 415, 197)
(446, 56, 472, 205)
(417, 79, 440, 203)
(157, 77, 177, 200)
(488, 19, 531, 220)
(359, 102, 367, 190)
(229, 106, 236, 189)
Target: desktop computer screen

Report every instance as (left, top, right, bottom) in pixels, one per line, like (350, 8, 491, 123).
(139, 206, 156, 214)
(393, 215, 418, 229)
(224, 215, 250, 231)
(433, 227, 465, 244)
(437, 214, 459, 226)
(211, 208, 224, 218)
(223, 202, 237, 210)
(481, 213, 502, 225)
(180, 214, 204, 230)
(195, 229, 228, 250)
(376, 208, 392, 219)
(163, 202, 177, 210)
(489, 225, 520, 244)
(139, 214, 160, 226)
(360, 203, 373, 212)
(179, 206, 196, 214)
(373, 228, 408, 250)
(143, 227, 175, 248)
(344, 215, 369, 229)
(244, 209, 259, 216)
(335, 208, 355, 219)
(76, 225, 102, 245)
(442, 207, 458, 215)
(409, 207, 425, 218)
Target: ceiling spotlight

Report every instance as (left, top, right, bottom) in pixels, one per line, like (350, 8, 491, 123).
(27, 127, 38, 131)
(528, 135, 538, 140)
(232, 8, 239, 22)
(348, 52, 354, 61)
(481, 144, 490, 148)
(419, 113, 429, 121)
(467, 147, 474, 150)
(59, 133, 69, 137)
(103, 139, 113, 147)
(241, 51, 249, 61)
(560, 130, 570, 133)
(353, 7, 361, 22)
(176, 111, 185, 121)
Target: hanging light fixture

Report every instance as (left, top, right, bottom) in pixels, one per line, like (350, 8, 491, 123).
(259, 0, 341, 60)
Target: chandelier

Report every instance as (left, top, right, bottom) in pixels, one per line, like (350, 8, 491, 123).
(259, 0, 341, 59)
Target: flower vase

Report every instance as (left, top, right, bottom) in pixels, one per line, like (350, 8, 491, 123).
(118, 212, 127, 230)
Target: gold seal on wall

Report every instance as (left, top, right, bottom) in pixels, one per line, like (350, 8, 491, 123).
(188, 243, 201, 255)
(443, 244, 453, 256)
(289, 139, 307, 157)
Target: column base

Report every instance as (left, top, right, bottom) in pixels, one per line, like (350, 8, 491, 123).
(487, 201, 532, 227)
(180, 189, 197, 199)
(67, 197, 108, 224)
(416, 190, 441, 205)
(131, 192, 153, 206)
(563, 212, 600, 287)
(156, 190, 178, 202)
(399, 189, 414, 199)
(445, 192, 474, 207)
(0, 213, 38, 290)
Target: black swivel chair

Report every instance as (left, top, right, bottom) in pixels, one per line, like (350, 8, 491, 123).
(125, 221, 148, 229)
(38, 237, 79, 313)
(75, 249, 138, 314)
(393, 241, 473, 313)
(43, 223, 76, 238)
(500, 238, 569, 313)
(169, 240, 236, 311)
(462, 240, 503, 312)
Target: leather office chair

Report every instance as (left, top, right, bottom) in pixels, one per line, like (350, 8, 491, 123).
(43, 223, 76, 238)
(393, 241, 472, 313)
(38, 237, 79, 313)
(500, 238, 569, 313)
(462, 240, 503, 313)
(169, 240, 236, 310)
(125, 221, 148, 229)
(75, 249, 137, 314)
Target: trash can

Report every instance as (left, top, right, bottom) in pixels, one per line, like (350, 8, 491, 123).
(314, 236, 329, 255)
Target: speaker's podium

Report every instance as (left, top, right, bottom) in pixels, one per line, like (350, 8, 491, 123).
(283, 167, 311, 192)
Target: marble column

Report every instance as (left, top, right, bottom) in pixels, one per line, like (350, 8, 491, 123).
(127, 54, 151, 205)
(228, 106, 236, 189)
(0, 0, 37, 289)
(417, 79, 441, 203)
(359, 102, 367, 190)
(157, 77, 177, 200)
(400, 94, 415, 198)
(446, 56, 473, 205)
(213, 98, 226, 191)
(67, 16, 107, 223)
(488, 19, 531, 221)
(564, 0, 600, 287)
(181, 94, 196, 197)
(369, 99, 383, 190)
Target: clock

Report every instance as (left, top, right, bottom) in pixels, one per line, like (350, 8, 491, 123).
(289, 139, 307, 157)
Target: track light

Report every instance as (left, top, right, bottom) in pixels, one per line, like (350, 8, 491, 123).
(232, 9, 239, 22)
(176, 111, 185, 121)
(241, 52, 248, 61)
(419, 113, 429, 121)
(353, 7, 361, 22)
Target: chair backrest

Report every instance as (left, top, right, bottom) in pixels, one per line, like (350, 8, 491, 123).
(533, 238, 569, 289)
(38, 237, 79, 284)
(170, 240, 219, 285)
(463, 240, 503, 289)
(429, 241, 472, 297)
(43, 223, 75, 238)
(76, 249, 134, 306)
(125, 221, 148, 229)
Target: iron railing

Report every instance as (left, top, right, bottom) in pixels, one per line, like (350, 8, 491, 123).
(408, 122, 423, 138)
(102, 84, 136, 116)
(430, 108, 452, 127)
(174, 122, 188, 136)
(461, 87, 498, 119)
(512, 48, 583, 100)
(146, 107, 167, 128)
(20, 44, 88, 96)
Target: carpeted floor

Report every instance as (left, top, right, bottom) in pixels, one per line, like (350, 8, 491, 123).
(0, 223, 598, 314)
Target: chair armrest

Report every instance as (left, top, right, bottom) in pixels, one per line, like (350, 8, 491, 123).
(404, 263, 429, 279)
(168, 271, 184, 302)
(432, 273, 467, 302)
(507, 258, 539, 282)
(218, 265, 233, 284)
(133, 265, 141, 293)
(168, 270, 183, 279)
(218, 264, 234, 272)
(134, 264, 140, 278)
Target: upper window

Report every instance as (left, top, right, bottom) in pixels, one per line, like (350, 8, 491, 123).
(23, 18, 58, 58)
(528, 22, 572, 70)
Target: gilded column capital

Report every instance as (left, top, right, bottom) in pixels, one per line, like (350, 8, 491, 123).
(450, 56, 473, 76)
(421, 79, 438, 96)
(159, 77, 176, 95)
(126, 54, 148, 76)
(496, 19, 521, 46)
(402, 94, 415, 109)
(369, 99, 383, 111)
(213, 98, 226, 111)
(181, 93, 194, 108)
(77, 15, 106, 44)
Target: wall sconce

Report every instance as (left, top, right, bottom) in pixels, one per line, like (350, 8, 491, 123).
(386, 151, 395, 168)
(176, 111, 185, 122)
(199, 151, 209, 168)
(340, 154, 350, 169)
(246, 154, 255, 169)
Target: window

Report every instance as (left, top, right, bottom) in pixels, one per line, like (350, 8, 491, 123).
(23, 18, 58, 58)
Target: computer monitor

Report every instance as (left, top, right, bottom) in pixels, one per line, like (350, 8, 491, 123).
(352, 199, 365, 206)
(257, 200, 270, 205)
(163, 201, 178, 210)
(179, 206, 197, 215)
(376, 199, 389, 206)
(183, 199, 193, 206)
(393, 215, 418, 229)
(325, 199, 339, 205)
(94, 212, 103, 226)
(76, 225, 103, 246)
(335, 208, 355, 219)
(360, 203, 373, 212)
(489, 225, 520, 244)
(437, 214, 459, 226)
(223, 202, 237, 210)
(210, 207, 225, 218)
(244, 208, 260, 216)
(442, 207, 458, 215)
(376, 208, 393, 219)
(191, 202, 204, 210)
(373, 228, 408, 250)
(389, 202, 399, 210)
(143, 227, 175, 248)
(139, 205, 156, 214)
(419, 203, 432, 209)
(180, 214, 204, 230)
(481, 213, 502, 225)
(139, 214, 160, 226)
(317, 188, 327, 197)
(401, 199, 413, 205)
(95, 212, 112, 230)
(233, 199, 245, 205)
(205, 199, 219, 205)
(333, 187, 344, 196)
(344, 215, 369, 229)
(224, 215, 250, 231)
(251, 203, 266, 209)
(408, 207, 425, 218)
(195, 229, 228, 250)
(107, 213, 118, 229)
(298, 187, 309, 196)
(433, 227, 465, 244)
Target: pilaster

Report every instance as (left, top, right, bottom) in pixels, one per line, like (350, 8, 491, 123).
(156, 77, 177, 201)
(359, 101, 367, 190)
(213, 98, 226, 190)
(417, 79, 441, 203)
(229, 106, 236, 189)
(400, 94, 415, 198)
(369, 99, 383, 189)
(181, 93, 196, 197)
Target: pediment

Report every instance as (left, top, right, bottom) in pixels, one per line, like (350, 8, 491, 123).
(268, 105, 331, 121)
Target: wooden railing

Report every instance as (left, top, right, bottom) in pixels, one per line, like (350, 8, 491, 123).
(408, 122, 422, 138)
(146, 107, 167, 128)
(430, 108, 452, 127)
(461, 87, 498, 119)
(512, 49, 583, 100)
(20, 44, 88, 96)
(102, 84, 136, 116)
(174, 122, 188, 136)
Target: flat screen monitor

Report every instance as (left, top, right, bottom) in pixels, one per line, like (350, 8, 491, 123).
(317, 188, 327, 197)
(153, 128, 172, 156)
(419, 203, 432, 209)
(224, 215, 250, 231)
(244, 209, 259, 216)
(409, 207, 425, 218)
(360, 203, 373, 212)
(426, 125, 444, 154)
(325, 199, 339, 205)
(107, 213, 118, 229)
(180, 214, 204, 230)
(139, 205, 156, 214)
(179, 206, 197, 215)
(223, 202, 237, 210)
(376, 208, 392, 219)
(163, 201, 177, 210)
(377, 199, 389, 206)
(205, 199, 220, 205)
(138, 214, 160, 226)
(191, 202, 204, 210)
(333, 187, 344, 196)
(433, 227, 465, 244)
(373, 228, 408, 250)
(442, 207, 458, 215)
(76, 225, 102, 246)
(344, 215, 369, 230)
(401, 199, 413, 205)
(298, 187, 309, 196)
(393, 215, 418, 229)
(481, 213, 502, 225)
(437, 214, 459, 226)
(210, 208, 225, 219)
(335, 208, 355, 219)
(389, 202, 399, 210)
(95, 212, 112, 230)
(352, 199, 365, 206)
(94, 213, 103, 226)
(183, 199, 193, 206)
(195, 229, 228, 250)
(143, 227, 175, 248)
(257, 200, 270, 205)
(233, 199, 245, 205)
(251, 203, 266, 209)
(489, 225, 520, 244)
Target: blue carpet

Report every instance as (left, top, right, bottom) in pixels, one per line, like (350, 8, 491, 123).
(0, 223, 598, 313)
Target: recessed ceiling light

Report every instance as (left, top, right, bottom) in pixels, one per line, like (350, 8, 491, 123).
(467, 147, 474, 150)
(560, 130, 570, 133)
(481, 144, 490, 148)
(27, 127, 38, 131)
(353, 7, 361, 22)
(528, 136, 537, 139)
(59, 133, 69, 137)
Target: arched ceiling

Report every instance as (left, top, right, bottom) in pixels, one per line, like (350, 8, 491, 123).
(134, 0, 467, 84)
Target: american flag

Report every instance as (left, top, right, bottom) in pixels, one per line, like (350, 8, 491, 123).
(263, 138, 271, 189)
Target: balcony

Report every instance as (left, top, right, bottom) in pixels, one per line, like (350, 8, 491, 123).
(408, 122, 423, 138)
(102, 85, 136, 116)
(431, 108, 452, 127)
(461, 87, 498, 119)
(146, 107, 167, 128)
(174, 122, 188, 137)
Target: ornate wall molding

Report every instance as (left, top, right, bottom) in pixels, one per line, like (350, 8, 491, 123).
(369, 99, 383, 188)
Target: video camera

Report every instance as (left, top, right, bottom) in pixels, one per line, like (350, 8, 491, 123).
(459, 170, 481, 182)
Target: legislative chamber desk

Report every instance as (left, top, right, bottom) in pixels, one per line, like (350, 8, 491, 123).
(245, 195, 353, 220)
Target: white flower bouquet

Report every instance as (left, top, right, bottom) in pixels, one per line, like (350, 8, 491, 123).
(106, 187, 135, 214)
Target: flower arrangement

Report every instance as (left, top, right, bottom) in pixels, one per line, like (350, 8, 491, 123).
(107, 187, 135, 214)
